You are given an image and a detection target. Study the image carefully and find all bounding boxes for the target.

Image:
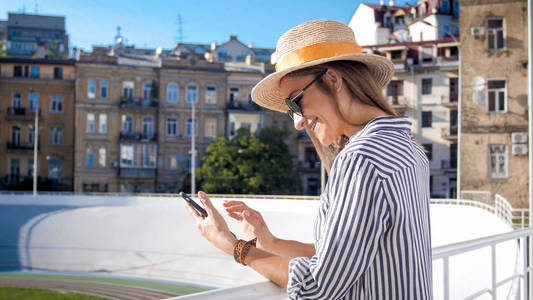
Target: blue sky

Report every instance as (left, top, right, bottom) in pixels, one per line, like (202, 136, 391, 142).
(2, 0, 417, 51)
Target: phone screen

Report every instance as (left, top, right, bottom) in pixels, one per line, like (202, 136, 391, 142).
(180, 192, 208, 217)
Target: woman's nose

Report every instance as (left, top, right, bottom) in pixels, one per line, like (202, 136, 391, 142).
(293, 114, 307, 130)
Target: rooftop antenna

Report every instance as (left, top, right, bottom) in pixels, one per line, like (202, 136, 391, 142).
(174, 14, 184, 43)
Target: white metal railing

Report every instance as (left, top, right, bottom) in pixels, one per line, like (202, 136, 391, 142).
(433, 227, 533, 300)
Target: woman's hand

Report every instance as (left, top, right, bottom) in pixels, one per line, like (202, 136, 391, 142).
(185, 191, 237, 256)
(223, 201, 277, 251)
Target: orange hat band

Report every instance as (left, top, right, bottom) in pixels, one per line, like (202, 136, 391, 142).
(275, 41, 363, 72)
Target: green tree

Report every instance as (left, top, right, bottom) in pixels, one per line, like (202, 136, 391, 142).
(190, 127, 302, 195)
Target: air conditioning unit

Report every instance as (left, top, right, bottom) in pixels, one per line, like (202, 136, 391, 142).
(111, 161, 119, 167)
(471, 27, 485, 36)
(512, 132, 528, 144)
(512, 144, 528, 156)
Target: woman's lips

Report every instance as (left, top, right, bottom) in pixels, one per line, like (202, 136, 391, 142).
(310, 117, 318, 131)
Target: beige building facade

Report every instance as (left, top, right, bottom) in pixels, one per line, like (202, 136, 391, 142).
(459, 0, 528, 207)
(0, 58, 75, 191)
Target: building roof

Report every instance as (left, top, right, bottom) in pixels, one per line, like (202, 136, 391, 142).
(8, 13, 65, 31)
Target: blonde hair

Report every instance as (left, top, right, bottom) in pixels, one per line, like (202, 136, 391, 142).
(284, 61, 397, 174)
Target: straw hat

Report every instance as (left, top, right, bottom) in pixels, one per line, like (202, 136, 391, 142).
(251, 20, 394, 113)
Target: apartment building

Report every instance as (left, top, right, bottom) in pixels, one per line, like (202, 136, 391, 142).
(4, 13, 69, 58)
(350, 0, 459, 198)
(0, 58, 75, 191)
(459, 0, 528, 207)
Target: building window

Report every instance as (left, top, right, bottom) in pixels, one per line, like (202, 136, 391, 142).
(54, 67, 63, 79)
(387, 80, 403, 105)
(48, 159, 62, 180)
(167, 155, 178, 170)
(30, 66, 40, 78)
(12, 93, 22, 108)
(100, 80, 108, 99)
(86, 147, 94, 168)
(420, 46, 434, 64)
(166, 117, 178, 136)
(50, 127, 63, 145)
(28, 126, 34, 146)
(14, 66, 23, 77)
(487, 18, 505, 50)
(99, 147, 106, 168)
(187, 85, 198, 103)
(186, 118, 198, 137)
(489, 144, 507, 178)
(11, 126, 21, 145)
(122, 115, 133, 134)
(10, 159, 20, 181)
(28, 159, 34, 177)
(88, 79, 96, 99)
(87, 113, 95, 133)
(99, 114, 107, 134)
(120, 144, 134, 167)
(142, 144, 157, 167)
(421, 78, 432, 95)
(205, 118, 216, 138)
(142, 116, 154, 138)
(122, 81, 134, 99)
(205, 86, 217, 104)
(143, 82, 152, 100)
(29, 92, 39, 111)
(487, 79, 506, 113)
(390, 50, 403, 60)
(422, 144, 433, 160)
(441, 0, 450, 13)
(422, 111, 432, 127)
(50, 94, 64, 113)
(167, 83, 179, 102)
(229, 87, 240, 102)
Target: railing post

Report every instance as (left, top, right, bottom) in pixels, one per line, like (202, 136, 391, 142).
(523, 237, 528, 300)
(491, 244, 497, 300)
(443, 257, 450, 300)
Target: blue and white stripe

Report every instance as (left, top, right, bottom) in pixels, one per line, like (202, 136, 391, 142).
(287, 116, 432, 299)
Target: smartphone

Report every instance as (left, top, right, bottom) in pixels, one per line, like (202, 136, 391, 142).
(180, 192, 208, 217)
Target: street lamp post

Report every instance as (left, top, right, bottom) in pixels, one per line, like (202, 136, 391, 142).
(191, 98, 196, 196)
(32, 99, 39, 196)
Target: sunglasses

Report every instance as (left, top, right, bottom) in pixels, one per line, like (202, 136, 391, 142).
(285, 69, 327, 120)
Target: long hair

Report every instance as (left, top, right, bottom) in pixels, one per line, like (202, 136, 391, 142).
(283, 60, 397, 174)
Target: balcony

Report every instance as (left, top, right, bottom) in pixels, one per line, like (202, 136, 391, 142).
(441, 94, 458, 107)
(1, 70, 75, 81)
(6, 141, 39, 151)
(387, 95, 408, 111)
(119, 132, 158, 142)
(437, 56, 459, 68)
(441, 159, 457, 170)
(226, 100, 261, 111)
(6, 107, 41, 121)
(119, 97, 159, 109)
(441, 126, 458, 140)
(119, 167, 156, 178)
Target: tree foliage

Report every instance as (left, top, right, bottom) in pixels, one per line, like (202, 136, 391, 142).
(193, 127, 302, 195)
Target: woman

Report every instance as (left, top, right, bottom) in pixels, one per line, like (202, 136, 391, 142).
(185, 20, 432, 299)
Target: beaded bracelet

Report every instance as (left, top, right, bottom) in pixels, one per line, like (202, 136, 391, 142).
(233, 238, 257, 266)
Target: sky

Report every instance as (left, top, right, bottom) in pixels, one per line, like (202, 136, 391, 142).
(1, 0, 417, 51)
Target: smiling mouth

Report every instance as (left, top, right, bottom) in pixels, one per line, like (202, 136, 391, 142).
(310, 117, 318, 131)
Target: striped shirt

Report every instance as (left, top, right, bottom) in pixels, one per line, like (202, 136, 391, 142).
(287, 116, 432, 299)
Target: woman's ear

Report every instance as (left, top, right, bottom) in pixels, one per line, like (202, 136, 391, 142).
(324, 68, 343, 94)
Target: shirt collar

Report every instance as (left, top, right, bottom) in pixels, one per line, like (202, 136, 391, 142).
(348, 116, 413, 142)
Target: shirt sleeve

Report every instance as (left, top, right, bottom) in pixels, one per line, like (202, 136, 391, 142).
(287, 153, 391, 299)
